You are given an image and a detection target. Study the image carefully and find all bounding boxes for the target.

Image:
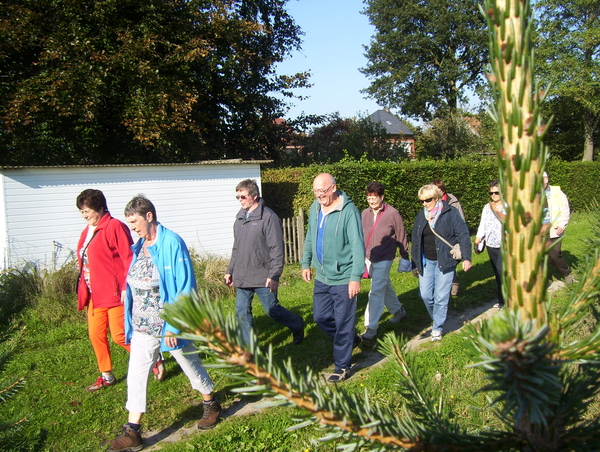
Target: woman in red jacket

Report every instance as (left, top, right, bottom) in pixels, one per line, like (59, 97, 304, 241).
(76, 189, 135, 391)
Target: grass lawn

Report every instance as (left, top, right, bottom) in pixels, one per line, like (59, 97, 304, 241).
(0, 212, 594, 451)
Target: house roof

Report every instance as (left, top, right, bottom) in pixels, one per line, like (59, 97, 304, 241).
(0, 159, 271, 170)
(369, 110, 414, 136)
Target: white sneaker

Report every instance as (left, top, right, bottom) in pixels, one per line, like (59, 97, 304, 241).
(361, 327, 378, 340)
(389, 306, 407, 324)
(431, 331, 442, 342)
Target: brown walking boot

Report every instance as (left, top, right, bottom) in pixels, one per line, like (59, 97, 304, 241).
(104, 424, 143, 452)
(198, 399, 222, 429)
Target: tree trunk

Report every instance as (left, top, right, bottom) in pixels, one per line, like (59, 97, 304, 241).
(582, 111, 595, 161)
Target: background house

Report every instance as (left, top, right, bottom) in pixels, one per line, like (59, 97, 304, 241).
(0, 160, 267, 270)
(369, 109, 415, 158)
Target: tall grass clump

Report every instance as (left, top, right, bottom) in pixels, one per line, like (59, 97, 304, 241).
(189, 250, 234, 300)
(0, 327, 28, 452)
(0, 265, 43, 322)
(0, 259, 80, 328)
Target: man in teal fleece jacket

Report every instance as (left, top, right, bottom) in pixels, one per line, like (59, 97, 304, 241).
(301, 173, 365, 383)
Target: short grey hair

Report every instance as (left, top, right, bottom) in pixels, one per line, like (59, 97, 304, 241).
(124, 194, 158, 222)
(235, 179, 260, 198)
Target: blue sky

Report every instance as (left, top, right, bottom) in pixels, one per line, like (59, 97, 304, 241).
(275, 0, 384, 120)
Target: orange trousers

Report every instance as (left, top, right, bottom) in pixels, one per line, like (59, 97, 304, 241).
(87, 299, 130, 373)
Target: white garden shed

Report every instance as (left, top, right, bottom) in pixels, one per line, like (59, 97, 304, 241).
(0, 160, 268, 270)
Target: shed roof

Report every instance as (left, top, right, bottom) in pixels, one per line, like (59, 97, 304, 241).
(0, 159, 271, 170)
(369, 110, 414, 136)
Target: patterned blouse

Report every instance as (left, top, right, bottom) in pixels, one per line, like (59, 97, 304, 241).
(80, 226, 96, 293)
(475, 203, 505, 249)
(127, 248, 164, 337)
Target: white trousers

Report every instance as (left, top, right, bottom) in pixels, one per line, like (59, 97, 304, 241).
(364, 260, 402, 331)
(126, 331, 214, 413)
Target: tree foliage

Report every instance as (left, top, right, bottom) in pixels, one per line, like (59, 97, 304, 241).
(361, 0, 488, 121)
(541, 96, 600, 161)
(534, 0, 600, 161)
(0, 0, 307, 165)
(417, 111, 495, 159)
(282, 113, 409, 166)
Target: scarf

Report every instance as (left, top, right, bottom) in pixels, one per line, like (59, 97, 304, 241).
(425, 201, 443, 228)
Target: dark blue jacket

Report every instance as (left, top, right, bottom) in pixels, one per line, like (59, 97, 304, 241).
(226, 198, 284, 288)
(411, 201, 471, 274)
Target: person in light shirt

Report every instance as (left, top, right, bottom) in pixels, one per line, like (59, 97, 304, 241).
(542, 172, 573, 284)
(474, 180, 506, 309)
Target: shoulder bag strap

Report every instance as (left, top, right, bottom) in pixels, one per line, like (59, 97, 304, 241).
(365, 205, 386, 246)
(428, 223, 454, 249)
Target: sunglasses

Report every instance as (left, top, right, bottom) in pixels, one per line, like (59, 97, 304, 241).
(489, 191, 500, 196)
(420, 197, 433, 204)
(236, 195, 248, 200)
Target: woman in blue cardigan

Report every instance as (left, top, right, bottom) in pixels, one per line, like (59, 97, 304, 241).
(105, 195, 220, 452)
(411, 185, 472, 342)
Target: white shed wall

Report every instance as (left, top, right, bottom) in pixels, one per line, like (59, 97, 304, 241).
(0, 163, 262, 270)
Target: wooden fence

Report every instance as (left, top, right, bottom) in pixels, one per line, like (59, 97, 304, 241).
(282, 208, 305, 264)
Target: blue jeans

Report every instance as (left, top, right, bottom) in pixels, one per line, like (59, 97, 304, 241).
(235, 287, 302, 345)
(313, 280, 357, 371)
(418, 259, 454, 333)
(364, 260, 402, 330)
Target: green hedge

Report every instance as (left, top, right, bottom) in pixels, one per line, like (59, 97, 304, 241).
(262, 159, 600, 234)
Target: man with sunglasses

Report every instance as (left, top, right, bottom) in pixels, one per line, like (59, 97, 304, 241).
(225, 179, 304, 347)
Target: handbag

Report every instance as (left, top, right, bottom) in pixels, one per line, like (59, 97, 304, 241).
(474, 239, 486, 255)
(429, 226, 462, 261)
(362, 259, 371, 279)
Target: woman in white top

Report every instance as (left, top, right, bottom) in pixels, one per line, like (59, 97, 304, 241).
(474, 180, 506, 309)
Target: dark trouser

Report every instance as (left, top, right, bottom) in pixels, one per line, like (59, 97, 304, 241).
(235, 287, 303, 346)
(546, 237, 571, 277)
(487, 246, 504, 306)
(313, 280, 357, 371)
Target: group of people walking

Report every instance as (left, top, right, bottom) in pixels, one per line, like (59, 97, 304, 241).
(76, 190, 221, 452)
(75, 171, 573, 450)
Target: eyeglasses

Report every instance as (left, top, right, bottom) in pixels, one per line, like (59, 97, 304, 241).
(420, 198, 433, 204)
(236, 195, 248, 200)
(366, 196, 381, 201)
(489, 192, 500, 196)
(312, 184, 334, 196)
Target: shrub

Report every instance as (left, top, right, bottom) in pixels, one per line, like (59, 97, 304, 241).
(262, 159, 600, 235)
